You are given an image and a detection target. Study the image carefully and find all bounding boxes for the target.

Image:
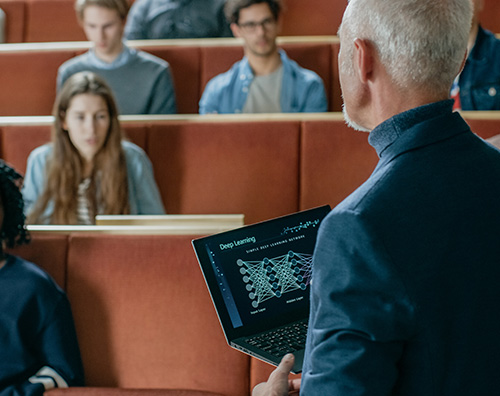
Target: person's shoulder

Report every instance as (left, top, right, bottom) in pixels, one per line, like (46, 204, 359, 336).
(121, 141, 154, 179)
(6, 255, 64, 296)
(132, 48, 169, 68)
(28, 143, 53, 162)
(485, 134, 500, 151)
(125, 49, 171, 80)
(58, 52, 91, 74)
(481, 26, 500, 44)
(205, 59, 245, 91)
(475, 26, 500, 59)
(280, 50, 323, 82)
(122, 140, 148, 159)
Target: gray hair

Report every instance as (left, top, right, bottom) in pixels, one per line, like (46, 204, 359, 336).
(339, 0, 472, 95)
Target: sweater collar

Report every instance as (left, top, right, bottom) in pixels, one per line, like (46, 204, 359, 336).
(368, 99, 454, 157)
(88, 43, 134, 70)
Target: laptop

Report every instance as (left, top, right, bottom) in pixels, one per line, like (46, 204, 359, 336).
(192, 205, 331, 373)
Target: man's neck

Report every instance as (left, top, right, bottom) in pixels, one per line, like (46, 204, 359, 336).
(374, 92, 449, 130)
(246, 50, 281, 76)
(366, 76, 449, 131)
(95, 42, 124, 64)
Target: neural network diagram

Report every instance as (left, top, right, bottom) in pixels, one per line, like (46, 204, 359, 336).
(237, 250, 313, 308)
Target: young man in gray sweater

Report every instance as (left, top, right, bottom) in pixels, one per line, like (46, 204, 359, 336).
(57, 0, 176, 115)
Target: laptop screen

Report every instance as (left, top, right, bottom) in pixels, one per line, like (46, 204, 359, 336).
(193, 205, 331, 341)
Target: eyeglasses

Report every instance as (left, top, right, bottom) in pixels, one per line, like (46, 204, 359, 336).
(238, 17, 276, 33)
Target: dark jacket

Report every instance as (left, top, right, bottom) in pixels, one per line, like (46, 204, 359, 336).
(302, 100, 500, 395)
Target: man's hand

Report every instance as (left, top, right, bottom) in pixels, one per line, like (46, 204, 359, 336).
(252, 354, 301, 396)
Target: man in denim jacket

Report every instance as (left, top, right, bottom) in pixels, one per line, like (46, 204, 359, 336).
(199, 0, 327, 114)
(452, 0, 500, 110)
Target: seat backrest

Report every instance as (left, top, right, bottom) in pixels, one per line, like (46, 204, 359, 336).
(480, 0, 500, 34)
(300, 118, 379, 210)
(0, 49, 76, 116)
(5, 232, 70, 290)
(1, 125, 52, 174)
(24, 0, 86, 42)
(146, 119, 301, 224)
(66, 233, 250, 395)
(280, 0, 347, 36)
(0, 0, 26, 42)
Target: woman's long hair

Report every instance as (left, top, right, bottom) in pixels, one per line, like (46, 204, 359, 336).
(28, 72, 130, 224)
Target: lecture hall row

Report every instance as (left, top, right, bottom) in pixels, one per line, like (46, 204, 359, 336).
(1, 0, 346, 42)
(4, 112, 500, 396)
(0, 0, 499, 43)
(1, 112, 499, 225)
(0, 36, 342, 116)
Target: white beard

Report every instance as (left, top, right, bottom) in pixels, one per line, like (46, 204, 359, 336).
(342, 104, 371, 133)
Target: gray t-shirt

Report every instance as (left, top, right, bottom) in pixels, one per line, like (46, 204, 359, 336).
(243, 65, 284, 113)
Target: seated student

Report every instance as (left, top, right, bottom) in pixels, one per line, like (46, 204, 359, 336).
(199, 0, 327, 114)
(23, 72, 165, 225)
(57, 0, 176, 115)
(124, 0, 232, 40)
(0, 160, 84, 395)
(450, 0, 500, 110)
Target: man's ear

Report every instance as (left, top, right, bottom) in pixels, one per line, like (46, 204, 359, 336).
(353, 38, 374, 84)
(230, 22, 241, 38)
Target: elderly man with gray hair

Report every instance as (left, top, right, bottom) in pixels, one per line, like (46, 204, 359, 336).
(253, 0, 500, 394)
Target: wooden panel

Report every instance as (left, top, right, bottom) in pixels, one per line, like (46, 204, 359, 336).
(280, 0, 347, 36)
(0, 50, 76, 116)
(0, 0, 26, 42)
(300, 118, 378, 210)
(331, 42, 342, 112)
(463, 115, 500, 139)
(480, 0, 500, 33)
(1, 125, 51, 173)
(66, 234, 250, 394)
(25, 0, 85, 42)
(147, 120, 301, 224)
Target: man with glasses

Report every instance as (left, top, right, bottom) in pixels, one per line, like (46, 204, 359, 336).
(199, 0, 327, 114)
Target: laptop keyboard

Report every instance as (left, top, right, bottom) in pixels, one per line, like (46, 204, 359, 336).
(245, 321, 308, 358)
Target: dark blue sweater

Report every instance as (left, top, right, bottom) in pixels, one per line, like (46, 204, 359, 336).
(0, 255, 84, 395)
